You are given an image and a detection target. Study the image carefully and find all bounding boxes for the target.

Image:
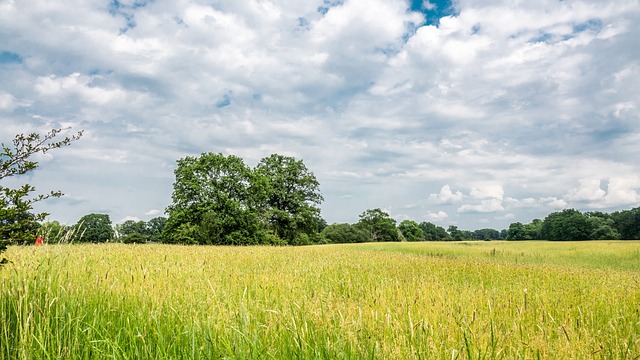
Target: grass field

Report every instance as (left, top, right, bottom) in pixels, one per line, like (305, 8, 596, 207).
(1, 241, 639, 359)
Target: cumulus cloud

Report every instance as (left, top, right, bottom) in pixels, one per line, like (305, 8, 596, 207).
(458, 199, 505, 213)
(0, 92, 15, 111)
(428, 184, 463, 204)
(565, 179, 606, 202)
(426, 210, 448, 221)
(1, 0, 639, 228)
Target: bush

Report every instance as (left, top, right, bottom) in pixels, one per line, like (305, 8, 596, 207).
(121, 233, 150, 244)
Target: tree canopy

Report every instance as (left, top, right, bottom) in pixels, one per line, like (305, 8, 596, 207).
(0, 128, 82, 244)
(163, 153, 324, 245)
(1, 128, 82, 264)
(74, 214, 114, 243)
(355, 208, 399, 242)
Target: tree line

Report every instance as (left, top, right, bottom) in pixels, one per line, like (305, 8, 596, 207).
(34, 205, 640, 245)
(2, 128, 640, 255)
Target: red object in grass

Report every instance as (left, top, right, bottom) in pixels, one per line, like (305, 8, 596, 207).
(35, 236, 43, 246)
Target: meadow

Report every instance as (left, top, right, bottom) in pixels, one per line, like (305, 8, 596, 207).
(1, 241, 639, 359)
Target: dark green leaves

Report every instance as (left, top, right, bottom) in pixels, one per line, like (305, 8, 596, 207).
(0, 128, 82, 257)
(164, 153, 324, 245)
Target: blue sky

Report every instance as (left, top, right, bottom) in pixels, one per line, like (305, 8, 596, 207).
(1, 0, 639, 230)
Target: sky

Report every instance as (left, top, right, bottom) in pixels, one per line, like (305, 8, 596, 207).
(1, 0, 639, 231)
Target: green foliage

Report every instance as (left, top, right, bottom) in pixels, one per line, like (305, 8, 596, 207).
(39, 221, 67, 243)
(586, 214, 620, 240)
(0, 128, 82, 264)
(398, 220, 424, 242)
(146, 216, 167, 241)
(610, 207, 640, 240)
(418, 221, 450, 241)
(355, 208, 398, 242)
(117, 220, 147, 238)
(254, 154, 323, 244)
(164, 153, 259, 244)
(74, 214, 114, 243)
(472, 228, 502, 240)
(321, 223, 369, 243)
(0, 128, 82, 247)
(507, 222, 526, 240)
(541, 209, 591, 241)
(120, 232, 150, 244)
(164, 153, 324, 245)
(447, 225, 465, 240)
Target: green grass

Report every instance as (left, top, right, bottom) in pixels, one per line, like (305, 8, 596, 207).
(1, 241, 639, 359)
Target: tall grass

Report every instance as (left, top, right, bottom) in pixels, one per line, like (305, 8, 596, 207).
(1, 241, 639, 359)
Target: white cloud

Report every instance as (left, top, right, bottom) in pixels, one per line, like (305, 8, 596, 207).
(603, 177, 640, 207)
(2, 0, 639, 228)
(469, 183, 504, 200)
(426, 210, 448, 221)
(458, 199, 504, 213)
(565, 179, 606, 202)
(0, 92, 15, 111)
(428, 185, 464, 204)
(540, 197, 568, 210)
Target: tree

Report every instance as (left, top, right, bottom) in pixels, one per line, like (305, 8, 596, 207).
(355, 208, 398, 242)
(1, 128, 82, 264)
(472, 228, 501, 240)
(117, 220, 148, 238)
(120, 232, 150, 244)
(540, 209, 591, 241)
(147, 216, 167, 241)
(610, 208, 640, 240)
(586, 216, 620, 240)
(321, 223, 369, 244)
(419, 221, 450, 241)
(254, 154, 323, 245)
(523, 219, 542, 240)
(39, 220, 68, 243)
(447, 225, 464, 240)
(0, 128, 82, 245)
(163, 153, 265, 245)
(74, 213, 114, 243)
(507, 222, 526, 240)
(398, 220, 424, 242)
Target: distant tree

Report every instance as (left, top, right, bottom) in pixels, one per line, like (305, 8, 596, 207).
(541, 209, 591, 241)
(163, 153, 264, 245)
(117, 220, 148, 238)
(419, 221, 450, 241)
(163, 153, 325, 245)
(321, 223, 369, 243)
(146, 216, 167, 241)
(254, 154, 324, 245)
(317, 217, 328, 233)
(355, 208, 398, 242)
(472, 228, 501, 240)
(74, 213, 114, 243)
(120, 232, 150, 244)
(0, 128, 82, 248)
(447, 225, 464, 241)
(523, 219, 542, 240)
(39, 220, 68, 243)
(398, 220, 424, 242)
(507, 222, 526, 240)
(610, 208, 640, 240)
(586, 216, 620, 240)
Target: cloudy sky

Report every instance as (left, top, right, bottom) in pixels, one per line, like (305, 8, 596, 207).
(1, 0, 639, 230)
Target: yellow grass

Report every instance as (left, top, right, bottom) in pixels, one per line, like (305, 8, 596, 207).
(1, 241, 639, 359)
